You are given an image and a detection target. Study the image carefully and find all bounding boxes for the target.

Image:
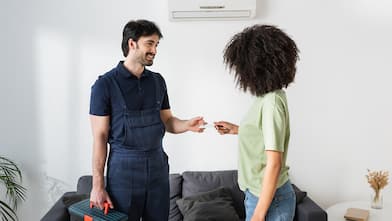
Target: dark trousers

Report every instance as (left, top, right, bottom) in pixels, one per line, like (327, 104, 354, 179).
(107, 148, 169, 221)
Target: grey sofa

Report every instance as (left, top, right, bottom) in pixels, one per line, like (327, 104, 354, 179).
(42, 170, 327, 221)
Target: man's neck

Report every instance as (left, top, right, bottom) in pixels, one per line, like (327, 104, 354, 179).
(123, 59, 144, 78)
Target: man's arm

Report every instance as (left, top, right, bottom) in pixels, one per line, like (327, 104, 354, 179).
(90, 115, 113, 209)
(160, 109, 205, 134)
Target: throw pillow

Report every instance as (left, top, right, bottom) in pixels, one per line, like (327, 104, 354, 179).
(181, 170, 245, 219)
(176, 187, 241, 221)
(292, 184, 307, 204)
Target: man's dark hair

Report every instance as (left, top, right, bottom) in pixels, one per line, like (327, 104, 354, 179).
(121, 19, 163, 57)
(223, 25, 299, 96)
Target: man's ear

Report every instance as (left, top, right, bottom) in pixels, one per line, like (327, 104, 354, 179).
(128, 38, 136, 50)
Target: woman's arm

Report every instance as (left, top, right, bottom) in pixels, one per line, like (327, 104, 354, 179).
(251, 150, 282, 221)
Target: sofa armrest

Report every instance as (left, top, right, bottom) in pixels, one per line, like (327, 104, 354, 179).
(295, 196, 327, 221)
(41, 191, 77, 221)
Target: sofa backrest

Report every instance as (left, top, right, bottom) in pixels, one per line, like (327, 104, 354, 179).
(169, 174, 183, 221)
(77, 172, 314, 221)
(78, 171, 245, 220)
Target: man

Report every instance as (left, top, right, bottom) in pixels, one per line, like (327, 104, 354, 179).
(89, 19, 204, 221)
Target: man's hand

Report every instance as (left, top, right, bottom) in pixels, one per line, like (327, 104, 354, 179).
(90, 188, 114, 210)
(214, 121, 239, 135)
(187, 116, 206, 133)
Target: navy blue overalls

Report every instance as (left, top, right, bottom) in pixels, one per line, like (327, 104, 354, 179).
(106, 73, 169, 221)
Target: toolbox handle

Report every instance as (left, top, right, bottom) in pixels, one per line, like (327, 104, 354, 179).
(89, 201, 109, 215)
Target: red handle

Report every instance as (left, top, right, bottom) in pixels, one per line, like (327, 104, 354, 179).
(90, 201, 109, 215)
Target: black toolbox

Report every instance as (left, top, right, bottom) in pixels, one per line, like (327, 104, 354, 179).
(68, 199, 128, 221)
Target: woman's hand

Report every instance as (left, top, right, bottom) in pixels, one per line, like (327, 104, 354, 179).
(251, 207, 266, 221)
(250, 214, 265, 221)
(213, 121, 239, 135)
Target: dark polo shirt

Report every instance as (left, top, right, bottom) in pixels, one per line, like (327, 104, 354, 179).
(90, 61, 170, 116)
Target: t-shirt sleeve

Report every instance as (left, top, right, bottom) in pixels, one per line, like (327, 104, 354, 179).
(261, 96, 287, 152)
(160, 77, 170, 110)
(161, 92, 170, 110)
(89, 77, 111, 116)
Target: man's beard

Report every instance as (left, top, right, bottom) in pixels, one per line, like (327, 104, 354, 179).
(144, 53, 154, 66)
(136, 43, 154, 66)
(136, 53, 154, 66)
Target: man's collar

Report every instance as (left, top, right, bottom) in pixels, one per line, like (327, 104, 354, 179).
(117, 61, 151, 79)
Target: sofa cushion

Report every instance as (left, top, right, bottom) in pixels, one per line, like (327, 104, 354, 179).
(292, 184, 307, 204)
(169, 174, 183, 221)
(176, 187, 241, 221)
(76, 175, 107, 194)
(63, 193, 90, 205)
(77, 176, 93, 194)
(181, 170, 245, 219)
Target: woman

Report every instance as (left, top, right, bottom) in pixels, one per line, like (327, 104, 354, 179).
(214, 25, 299, 221)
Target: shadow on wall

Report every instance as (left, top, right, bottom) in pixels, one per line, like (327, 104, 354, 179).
(2, 0, 153, 219)
(0, 1, 44, 220)
(0, 1, 117, 219)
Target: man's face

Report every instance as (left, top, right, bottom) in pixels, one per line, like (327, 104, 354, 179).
(133, 34, 160, 66)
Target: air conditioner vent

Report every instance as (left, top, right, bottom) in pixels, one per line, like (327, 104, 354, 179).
(169, 0, 256, 21)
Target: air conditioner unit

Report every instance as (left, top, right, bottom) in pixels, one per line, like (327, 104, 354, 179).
(168, 0, 256, 21)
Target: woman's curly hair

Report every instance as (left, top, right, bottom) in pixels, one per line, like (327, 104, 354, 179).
(223, 25, 299, 96)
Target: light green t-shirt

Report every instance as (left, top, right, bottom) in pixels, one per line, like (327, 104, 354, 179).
(238, 89, 290, 196)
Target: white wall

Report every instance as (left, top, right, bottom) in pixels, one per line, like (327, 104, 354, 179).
(1, 0, 392, 220)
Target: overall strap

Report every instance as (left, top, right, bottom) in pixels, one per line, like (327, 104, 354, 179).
(108, 74, 127, 111)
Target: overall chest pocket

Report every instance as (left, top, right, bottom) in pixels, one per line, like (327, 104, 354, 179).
(123, 113, 165, 149)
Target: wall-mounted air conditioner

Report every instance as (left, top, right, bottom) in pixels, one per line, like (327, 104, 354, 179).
(168, 0, 256, 21)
